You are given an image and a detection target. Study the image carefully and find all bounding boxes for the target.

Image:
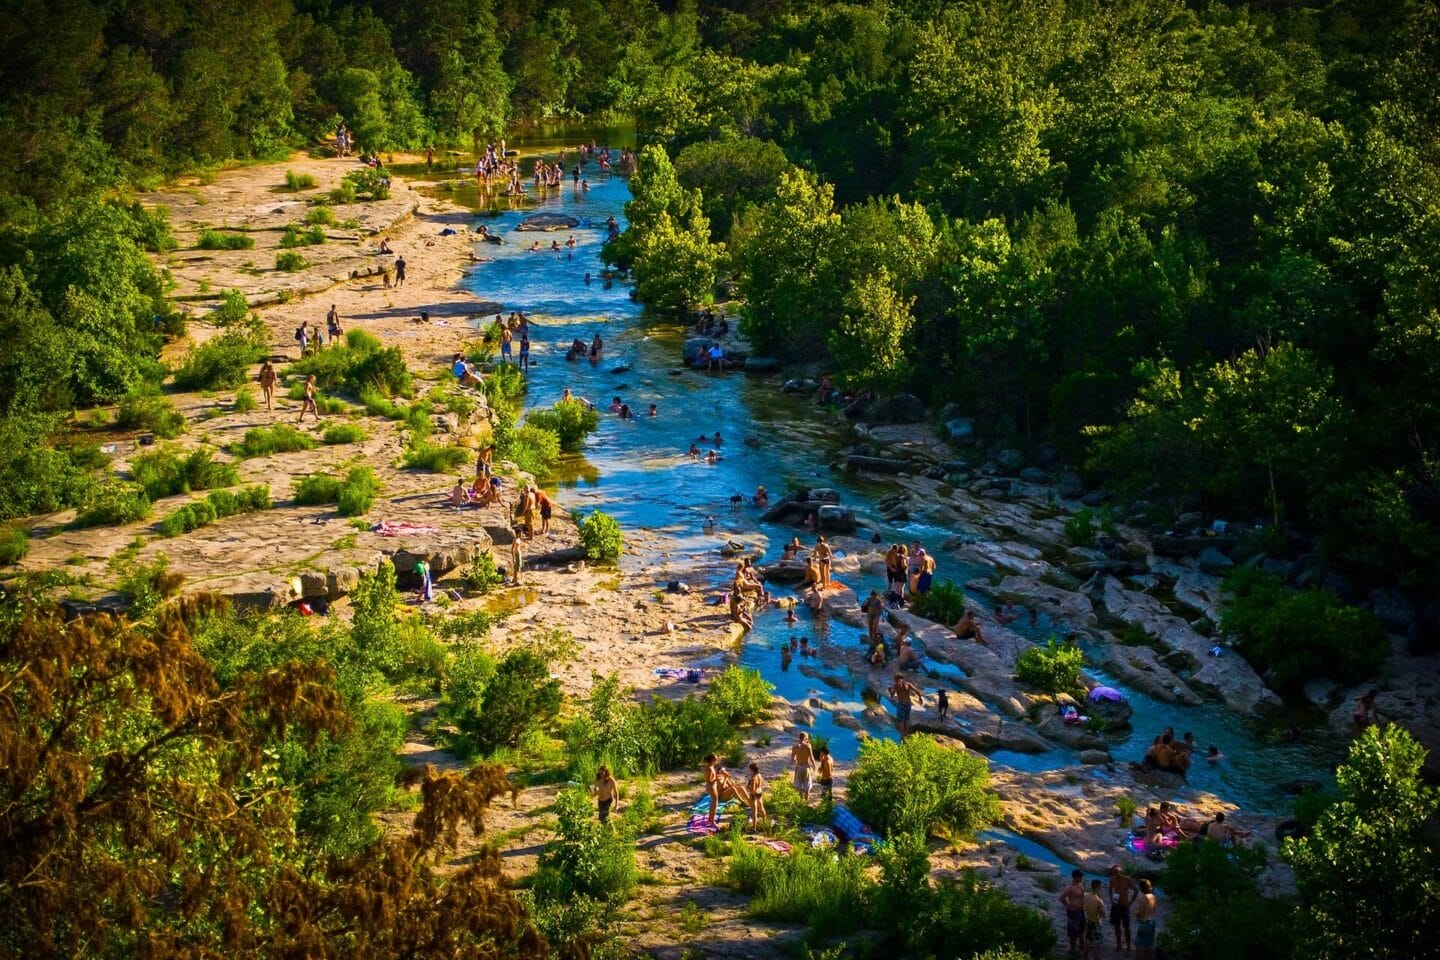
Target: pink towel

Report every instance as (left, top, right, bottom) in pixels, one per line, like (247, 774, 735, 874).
(687, 815, 725, 835)
(373, 520, 440, 537)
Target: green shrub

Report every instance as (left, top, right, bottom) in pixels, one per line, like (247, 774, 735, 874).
(910, 580, 968, 625)
(358, 387, 406, 419)
(1160, 840, 1290, 960)
(0, 526, 29, 565)
(232, 386, 257, 413)
(473, 650, 562, 753)
(293, 472, 343, 506)
(276, 251, 308, 271)
(509, 424, 562, 476)
(726, 835, 869, 940)
(1064, 507, 1116, 547)
(703, 665, 774, 724)
(207, 289, 252, 327)
(116, 384, 186, 439)
(343, 167, 390, 201)
(280, 224, 327, 248)
(526, 398, 600, 452)
(637, 696, 740, 770)
(284, 170, 318, 191)
(345, 346, 412, 398)
(578, 510, 622, 563)
(1221, 567, 1387, 692)
(847, 734, 1000, 838)
(463, 550, 503, 594)
(73, 478, 152, 528)
(480, 362, 527, 403)
(349, 560, 445, 682)
(322, 423, 365, 445)
(1014, 638, 1084, 693)
(126, 200, 178, 252)
(402, 441, 469, 472)
(304, 206, 335, 226)
(535, 787, 637, 903)
(904, 871, 1057, 960)
(327, 180, 357, 204)
(197, 229, 255, 250)
(130, 445, 238, 500)
(336, 467, 380, 516)
(0, 421, 107, 521)
(172, 333, 264, 391)
(232, 424, 317, 458)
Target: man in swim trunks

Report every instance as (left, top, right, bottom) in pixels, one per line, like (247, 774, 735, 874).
(791, 732, 816, 801)
(1134, 879, 1158, 959)
(1084, 879, 1106, 959)
(888, 673, 922, 737)
(1059, 869, 1087, 957)
(952, 609, 986, 644)
(1108, 865, 1135, 954)
(813, 536, 833, 588)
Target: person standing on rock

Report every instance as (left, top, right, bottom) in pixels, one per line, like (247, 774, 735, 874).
(297, 375, 321, 423)
(791, 733, 816, 801)
(394, 254, 406, 288)
(1108, 865, 1135, 955)
(500, 323, 513, 363)
(1059, 869, 1087, 957)
(1134, 879, 1158, 959)
(936, 688, 950, 722)
(888, 673, 923, 737)
(703, 754, 723, 827)
(258, 361, 277, 412)
(861, 589, 885, 642)
(1084, 880, 1107, 960)
(813, 535, 833, 588)
(508, 530, 523, 586)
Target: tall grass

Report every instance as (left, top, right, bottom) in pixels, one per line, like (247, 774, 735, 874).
(232, 424, 317, 458)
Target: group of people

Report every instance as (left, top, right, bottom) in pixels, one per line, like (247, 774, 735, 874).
(565, 333, 604, 363)
(882, 542, 936, 603)
(526, 234, 579, 254)
(693, 733, 837, 831)
(1140, 800, 1250, 849)
(493, 312, 533, 371)
(1139, 726, 1223, 780)
(1059, 867, 1160, 959)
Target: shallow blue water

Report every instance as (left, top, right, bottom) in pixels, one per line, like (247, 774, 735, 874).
(428, 137, 1336, 815)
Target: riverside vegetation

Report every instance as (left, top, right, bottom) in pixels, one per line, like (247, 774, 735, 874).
(1, 1, 1439, 958)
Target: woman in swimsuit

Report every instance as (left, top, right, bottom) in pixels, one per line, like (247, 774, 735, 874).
(746, 763, 767, 830)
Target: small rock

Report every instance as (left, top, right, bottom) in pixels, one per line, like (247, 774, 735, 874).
(1081, 490, 1110, 507)
(1322, 571, 1359, 604)
(1303, 677, 1340, 709)
(945, 418, 976, 445)
(1019, 467, 1048, 484)
(1059, 472, 1085, 499)
(1080, 749, 1111, 765)
(995, 449, 1026, 474)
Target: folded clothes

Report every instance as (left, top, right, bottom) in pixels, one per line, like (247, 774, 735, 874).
(748, 837, 792, 855)
(687, 815, 726, 835)
(655, 667, 704, 683)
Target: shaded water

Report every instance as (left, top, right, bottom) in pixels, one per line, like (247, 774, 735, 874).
(411, 129, 1336, 815)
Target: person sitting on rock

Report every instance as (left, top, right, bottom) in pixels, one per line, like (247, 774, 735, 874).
(449, 478, 471, 507)
(952, 609, 987, 644)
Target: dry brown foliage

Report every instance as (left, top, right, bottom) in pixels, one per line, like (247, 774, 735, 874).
(0, 598, 550, 960)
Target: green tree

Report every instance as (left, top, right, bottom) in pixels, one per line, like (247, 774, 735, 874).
(332, 67, 390, 151)
(1286, 724, 1440, 959)
(828, 268, 913, 395)
(633, 209, 723, 317)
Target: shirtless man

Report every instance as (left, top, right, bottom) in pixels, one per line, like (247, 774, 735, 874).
(1059, 870, 1088, 957)
(593, 765, 621, 825)
(1134, 879, 1158, 960)
(791, 732, 817, 801)
(813, 536, 833, 588)
(297, 375, 321, 422)
(781, 537, 802, 562)
(888, 672, 922, 736)
(1203, 811, 1249, 845)
(1084, 880, 1107, 960)
(861, 589, 886, 642)
(1108, 865, 1136, 954)
(258, 361, 277, 411)
(952, 609, 986, 644)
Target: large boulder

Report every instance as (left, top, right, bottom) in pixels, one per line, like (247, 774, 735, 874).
(682, 338, 717, 367)
(1059, 471, 1085, 499)
(945, 418, 976, 445)
(1084, 692, 1134, 730)
(1197, 547, 1234, 576)
(1088, 575, 1282, 715)
(743, 356, 780, 373)
(1368, 587, 1417, 634)
(994, 449, 1026, 475)
(866, 393, 927, 424)
(515, 213, 579, 231)
(1101, 645, 1202, 705)
(992, 574, 1097, 628)
(816, 504, 858, 533)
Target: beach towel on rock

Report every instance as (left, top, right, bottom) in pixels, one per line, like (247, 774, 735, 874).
(373, 520, 440, 537)
(687, 815, 726, 835)
(655, 667, 705, 683)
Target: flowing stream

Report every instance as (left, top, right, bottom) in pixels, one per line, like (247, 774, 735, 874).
(397, 123, 1337, 818)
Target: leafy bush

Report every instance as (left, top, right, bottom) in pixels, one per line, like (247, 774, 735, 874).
(1161, 839, 1291, 960)
(348, 560, 445, 682)
(578, 510, 622, 563)
(130, 445, 238, 500)
(156, 485, 271, 537)
(402, 441, 468, 472)
(72, 477, 151, 528)
(345, 346, 412, 398)
(725, 836, 869, 940)
(357, 387, 406, 419)
(480, 362, 527, 403)
(0, 420, 107, 521)
(294, 467, 379, 516)
(508, 424, 561, 476)
(526, 398, 600, 452)
(847, 734, 999, 838)
(275, 251, 308, 271)
(464, 550, 503, 594)
(703, 665, 774, 724)
(0, 525, 29, 565)
(1221, 567, 1387, 692)
(1064, 507, 1114, 547)
(636, 696, 740, 770)
(535, 787, 637, 903)
(126, 200, 178, 253)
(343, 167, 390, 201)
(910, 580, 967, 625)
(469, 650, 562, 753)
(284, 170, 318, 191)
(232, 424, 317, 458)
(904, 871, 1057, 960)
(280, 224, 327, 248)
(1014, 638, 1084, 693)
(197, 230, 255, 250)
(322, 423, 365, 444)
(116, 384, 186, 439)
(232, 386, 257, 413)
(327, 179, 357, 205)
(171, 333, 264, 390)
(304, 207, 335, 226)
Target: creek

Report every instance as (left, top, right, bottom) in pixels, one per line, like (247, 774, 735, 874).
(397, 123, 1337, 819)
